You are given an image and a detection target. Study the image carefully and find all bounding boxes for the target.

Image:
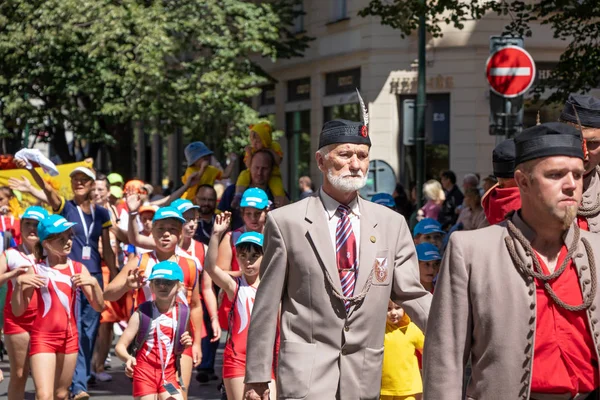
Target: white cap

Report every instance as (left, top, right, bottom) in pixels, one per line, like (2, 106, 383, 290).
(69, 166, 96, 181)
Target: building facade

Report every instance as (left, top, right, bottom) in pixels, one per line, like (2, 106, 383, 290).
(258, 0, 594, 197)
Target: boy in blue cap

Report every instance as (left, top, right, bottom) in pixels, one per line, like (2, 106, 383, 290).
(371, 193, 397, 211)
(413, 218, 445, 250)
(416, 242, 442, 293)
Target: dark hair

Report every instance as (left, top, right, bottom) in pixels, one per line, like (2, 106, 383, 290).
(441, 170, 457, 185)
(235, 241, 264, 256)
(251, 149, 275, 169)
(0, 186, 15, 199)
(196, 184, 217, 200)
(95, 173, 109, 186)
(393, 183, 414, 220)
(33, 231, 62, 262)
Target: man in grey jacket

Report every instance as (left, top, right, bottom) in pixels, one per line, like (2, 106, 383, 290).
(424, 122, 600, 400)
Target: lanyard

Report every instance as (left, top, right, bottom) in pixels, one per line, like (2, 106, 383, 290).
(76, 204, 95, 246)
(1, 216, 14, 232)
(155, 303, 177, 384)
(199, 218, 212, 239)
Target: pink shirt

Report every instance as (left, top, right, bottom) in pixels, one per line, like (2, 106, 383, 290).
(420, 200, 441, 220)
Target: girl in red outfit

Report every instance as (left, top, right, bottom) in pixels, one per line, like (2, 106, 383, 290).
(205, 212, 277, 400)
(11, 214, 104, 400)
(115, 260, 193, 400)
(0, 206, 47, 399)
(215, 189, 268, 330)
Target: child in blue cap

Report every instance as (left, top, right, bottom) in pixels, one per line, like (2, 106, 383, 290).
(0, 205, 47, 396)
(12, 214, 104, 400)
(180, 142, 233, 202)
(416, 242, 442, 293)
(413, 218, 445, 250)
(204, 211, 277, 400)
(115, 260, 193, 399)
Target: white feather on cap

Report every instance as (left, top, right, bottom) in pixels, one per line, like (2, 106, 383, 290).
(356, 88, 369, 127)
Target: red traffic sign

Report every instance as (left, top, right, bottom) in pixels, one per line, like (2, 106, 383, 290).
(486, 46, 536, 98)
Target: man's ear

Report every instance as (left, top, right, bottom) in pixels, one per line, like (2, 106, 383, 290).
(514, 169, 529, 192)
(315, 152, 324, 172)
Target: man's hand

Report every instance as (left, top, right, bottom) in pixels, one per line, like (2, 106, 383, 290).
(244, 383, 270, 400)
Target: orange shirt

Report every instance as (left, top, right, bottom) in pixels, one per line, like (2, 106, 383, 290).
(531, 246, 599, 395)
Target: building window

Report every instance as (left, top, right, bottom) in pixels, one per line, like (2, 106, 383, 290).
(325, 68, 361, 96)
(398, 94, 450, 185)
(259, 84, 276, 106)
(324, 103, 360, 122)
(332, 0, 347, 21)
(287, 77, 311, 102)
(293, 2, 304, 33)
(285, 110, 311, 200)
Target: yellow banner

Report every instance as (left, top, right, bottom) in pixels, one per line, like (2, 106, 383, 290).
(0, 161, 93, 209)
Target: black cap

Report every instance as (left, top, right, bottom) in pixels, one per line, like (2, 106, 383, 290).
(515, 122, 583, 165)
(318, 119, 371, 150)
(492, 139, 516, 178)
(560, 94, 600, 128)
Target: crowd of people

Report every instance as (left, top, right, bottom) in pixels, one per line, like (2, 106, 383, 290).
(0, 93, 599, 400)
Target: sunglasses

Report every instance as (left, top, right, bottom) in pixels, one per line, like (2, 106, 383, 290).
(152, 279, 178, 288)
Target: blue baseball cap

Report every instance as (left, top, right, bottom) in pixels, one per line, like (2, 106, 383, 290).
(235, 232, 264, 247)
(152, 206, 186, 224)
(171, 199, 199, 214)
(413, 218, 445, 237)
(184, 141, 213, 166)
(22, 206, 49, 222)
(371, 193, 396, 208)
(148, 260, 184, 282)
(38, 214, 77, 243)
(416, 243, 442, 262)
(240, 188, 269, 210)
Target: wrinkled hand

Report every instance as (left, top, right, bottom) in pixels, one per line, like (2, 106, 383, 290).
(8, 176, 33, 193)
(126, 268, 146, 290)
(14, 158, 27, 169)
(17, 273, 46, 289)
(244, 383, 270, 400)
(212, 212, 231, 236)
(71, 274, 97, 288)
(186, 171, 202, 187)
(210, 317, 222, 343)
(126, 193, 142, 213)
(191, 343, 201, 367)
(180, 331, 193, 348)
(125, 357, 136, 378)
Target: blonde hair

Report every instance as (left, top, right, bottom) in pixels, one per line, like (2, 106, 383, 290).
(423, 180, 445, 202)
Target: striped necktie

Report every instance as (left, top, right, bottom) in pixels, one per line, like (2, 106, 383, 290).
(336, 205, 357, 312)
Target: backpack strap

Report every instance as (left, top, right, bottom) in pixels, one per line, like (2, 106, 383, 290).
(131, 301, 154, 357)
(173, 301, 190, 356)
(173, 301, 190, 390)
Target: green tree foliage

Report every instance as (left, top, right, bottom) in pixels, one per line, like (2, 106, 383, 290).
(359, 0, 600, 103)
(0, 0, 309, 161)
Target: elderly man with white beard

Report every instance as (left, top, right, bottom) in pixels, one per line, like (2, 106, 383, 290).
(242, 113, 432, 400)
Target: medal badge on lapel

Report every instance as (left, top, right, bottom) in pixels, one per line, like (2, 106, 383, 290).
(373, 257, 388, 283)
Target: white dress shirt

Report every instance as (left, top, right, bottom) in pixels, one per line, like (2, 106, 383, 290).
(319, 188, 361, 262)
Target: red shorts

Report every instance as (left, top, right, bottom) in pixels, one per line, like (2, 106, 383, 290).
(222, 355, 275, 380)
(3, 312, 36, 335)
(133, 362, 180, 397)
(29, 332, 78, 355)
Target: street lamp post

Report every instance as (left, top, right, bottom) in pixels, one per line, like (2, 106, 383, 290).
(415, 5, 427, 208)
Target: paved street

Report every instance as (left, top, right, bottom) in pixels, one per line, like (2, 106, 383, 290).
(0, 342, 225, 399)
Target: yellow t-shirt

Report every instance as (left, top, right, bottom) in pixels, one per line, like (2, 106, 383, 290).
(380, 316, 425, 397)
(181, 165, 222, 201)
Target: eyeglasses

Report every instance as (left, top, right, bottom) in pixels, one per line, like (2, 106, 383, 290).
(152, 279, 178, 288)
(71, 177, 92, 184)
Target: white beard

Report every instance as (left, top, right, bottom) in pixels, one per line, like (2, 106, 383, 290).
(327, 169, 368, 193)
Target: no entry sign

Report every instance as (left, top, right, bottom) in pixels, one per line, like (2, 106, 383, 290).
(486, 46, 536, 98)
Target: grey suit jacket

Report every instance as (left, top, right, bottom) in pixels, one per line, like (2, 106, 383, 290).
(245, 192, 432, 400)
(423, 212, 600, 400)
(581, 170, 600, 233)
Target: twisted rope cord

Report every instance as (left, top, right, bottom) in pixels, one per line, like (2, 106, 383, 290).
(578, 166, 600, 217)
(504, 220, 596, 311)
(323, 265, 374, 306)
